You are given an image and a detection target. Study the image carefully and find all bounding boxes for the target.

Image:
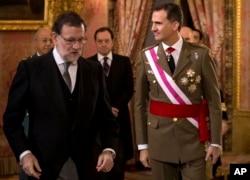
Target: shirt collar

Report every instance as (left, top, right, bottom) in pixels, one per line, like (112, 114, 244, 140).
(52, 47, 77, 65)
(97, 52, 112, 62)
(162, 37, 183, 54)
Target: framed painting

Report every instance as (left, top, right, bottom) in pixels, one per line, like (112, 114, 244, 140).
(0, 0, 52, 30)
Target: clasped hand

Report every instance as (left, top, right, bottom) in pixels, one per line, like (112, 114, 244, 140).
(21, 153, 42, 179)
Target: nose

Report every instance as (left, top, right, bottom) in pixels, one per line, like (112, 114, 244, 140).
(72, 41, 81, 49)
(46, 39, 53, 45)
(151, 23, 156, 32)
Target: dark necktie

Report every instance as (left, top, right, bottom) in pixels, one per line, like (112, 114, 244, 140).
(62, 62, 72, 91)
(103, 57, 110, 75)
(166, 47, 176, 74)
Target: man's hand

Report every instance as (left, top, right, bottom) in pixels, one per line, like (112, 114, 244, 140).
(21, 153, 42, 179)
(205, 145, 221, 164)
(96, 151, 114, 172)
(140, 149, 151, 168)
(112, 107, 119, 118)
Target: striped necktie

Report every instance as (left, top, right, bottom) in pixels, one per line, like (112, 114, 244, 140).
(103, 57, 110, 75)
(62, 62, 72, 91)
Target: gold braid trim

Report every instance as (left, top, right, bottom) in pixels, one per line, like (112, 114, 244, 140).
(0, 157, 20, 175)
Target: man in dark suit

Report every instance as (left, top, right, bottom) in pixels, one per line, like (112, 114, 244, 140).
(134, 3, 222, 180)
(88, 27, 134, 180)
(3, 11, 117, 180)
(19, 27, 53, 180)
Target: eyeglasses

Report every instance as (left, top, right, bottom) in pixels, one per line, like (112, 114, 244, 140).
(58, 35, 87, 45)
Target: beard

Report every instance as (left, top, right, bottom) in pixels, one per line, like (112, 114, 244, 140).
(64, 51, 81, 63)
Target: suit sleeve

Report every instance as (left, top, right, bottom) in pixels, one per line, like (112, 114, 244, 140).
(113, 57, 134, 109)
(95, 64, 119, 151)
(3, 61, 29, 161)
(134, 52, 149, 145)
(201, 49, 222, 145)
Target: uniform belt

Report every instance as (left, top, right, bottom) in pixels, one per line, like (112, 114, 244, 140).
(149, 99, 210, 142)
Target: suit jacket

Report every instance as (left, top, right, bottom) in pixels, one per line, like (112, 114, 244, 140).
(134, 42, 222, 164)
(88, 53, 134, 160)
(3, 51, 118, 179)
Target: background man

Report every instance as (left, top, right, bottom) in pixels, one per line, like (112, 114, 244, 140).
(179, 26, 193, 42)
(3, 11, 117, 180)
(192, 28, 204, 44)
(88, 26, 134, 180)
(134, 3, 222, 180)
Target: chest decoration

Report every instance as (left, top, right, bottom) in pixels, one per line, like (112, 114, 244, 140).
(194, 52, 199, 60)
(147, 69, 154, 75)
(180, 68, 201, 93)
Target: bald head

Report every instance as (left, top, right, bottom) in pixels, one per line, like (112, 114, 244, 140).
(180, 26, 193, 43)
(34, 27, 53, 55)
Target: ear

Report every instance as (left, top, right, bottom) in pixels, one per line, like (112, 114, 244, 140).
(51, 32, 58, 45)
(172, 21, 180, 31)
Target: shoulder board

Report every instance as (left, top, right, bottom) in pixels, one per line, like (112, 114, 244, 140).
(142, 44, 158, 52)
(191, 43, 209, 50)
(198, 43, 209, 49)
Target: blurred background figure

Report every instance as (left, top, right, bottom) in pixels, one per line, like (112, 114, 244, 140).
(88, 26, 134, 180)
(192, 28, 204, 44)
(179, 26, 193, 42)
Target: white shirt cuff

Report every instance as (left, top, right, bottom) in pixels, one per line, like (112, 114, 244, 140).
(103, 148, 116, 159)
(19, 150, 32, 165)
(210, 143, 221, 147)
(138, 144, 148, 150)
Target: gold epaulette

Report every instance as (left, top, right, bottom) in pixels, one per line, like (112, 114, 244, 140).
(189, 42, 209, 49)
(142, 44, 158, 52)
(221, 102, 227, 111)
(198, 43, 209, 49)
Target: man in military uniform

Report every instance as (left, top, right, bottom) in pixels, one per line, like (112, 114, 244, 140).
(134, 3, 222, 180)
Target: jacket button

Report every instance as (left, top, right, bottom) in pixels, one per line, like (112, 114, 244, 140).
(173, 118, 178, 122)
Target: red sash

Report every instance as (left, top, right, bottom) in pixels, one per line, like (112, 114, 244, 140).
(149, 99, 210, 142)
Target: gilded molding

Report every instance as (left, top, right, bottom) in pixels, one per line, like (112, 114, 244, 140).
(233, 0, 241, 111)
(233, 0, 250, 115)
(0, 0, 85, 31)
(0, 0, 52, 30)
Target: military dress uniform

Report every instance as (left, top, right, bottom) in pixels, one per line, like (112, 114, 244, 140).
(134, 40, 222, 180)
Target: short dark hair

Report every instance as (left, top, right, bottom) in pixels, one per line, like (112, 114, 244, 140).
(193, 28, 203, 41)
(94, 27, 114, 40)
(52, 11, 86, 35)
(154, 3, 183, 30)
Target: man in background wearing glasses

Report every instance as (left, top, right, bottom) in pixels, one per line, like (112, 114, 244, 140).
(3, 11, 118, 180)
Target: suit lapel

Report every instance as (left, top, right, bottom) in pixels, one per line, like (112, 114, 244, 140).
(38, 53, 68, 118)
(173, 42, 192, 78)
(157, 44, 172, 75)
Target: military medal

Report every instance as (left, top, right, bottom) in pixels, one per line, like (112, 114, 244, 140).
(166, 54, 170, 61)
